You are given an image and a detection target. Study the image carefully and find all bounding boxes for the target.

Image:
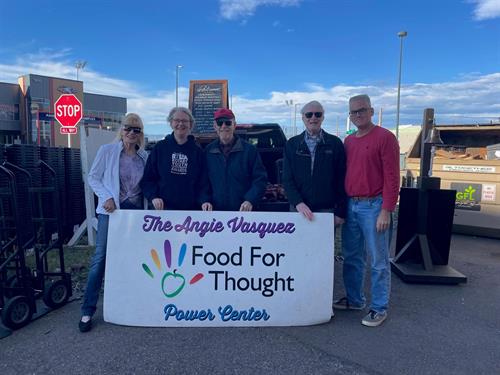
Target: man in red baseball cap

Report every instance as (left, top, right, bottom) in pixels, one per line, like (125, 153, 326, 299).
(201, 108, 267, 212)
(213, 108, 236, 145)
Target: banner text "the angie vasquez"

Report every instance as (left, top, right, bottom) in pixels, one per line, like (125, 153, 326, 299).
(142, 215, 296, 239)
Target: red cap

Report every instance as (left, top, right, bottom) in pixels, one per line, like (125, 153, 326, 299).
(214, 108, 235, 120)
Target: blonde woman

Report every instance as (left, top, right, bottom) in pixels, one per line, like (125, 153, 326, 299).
(79, 113, 148, 332)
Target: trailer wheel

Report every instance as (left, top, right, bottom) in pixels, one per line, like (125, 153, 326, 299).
(43, 280, 70, 309)
(1, 296, 33, 330)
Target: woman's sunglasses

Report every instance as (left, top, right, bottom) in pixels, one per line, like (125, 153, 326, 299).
(304, 112, 323, 119)
(123, 127, 142, 134)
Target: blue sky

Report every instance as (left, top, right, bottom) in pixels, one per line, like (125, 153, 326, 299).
(0, 0, 499, 136)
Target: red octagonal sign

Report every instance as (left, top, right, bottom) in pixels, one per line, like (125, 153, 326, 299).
(54, 94, 83, 134)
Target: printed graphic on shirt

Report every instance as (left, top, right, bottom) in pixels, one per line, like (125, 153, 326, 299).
(171, 153, 188, 175)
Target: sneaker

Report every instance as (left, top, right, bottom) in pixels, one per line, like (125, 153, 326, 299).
(79, 316, 92, 332)
(333, 297, 365, 310)
(361, 310, 387, 327)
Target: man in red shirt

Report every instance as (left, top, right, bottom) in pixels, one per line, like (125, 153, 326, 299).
(333, 94, 400, 327)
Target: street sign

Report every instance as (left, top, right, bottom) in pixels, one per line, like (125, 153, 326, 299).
(54, 94, 83, 134)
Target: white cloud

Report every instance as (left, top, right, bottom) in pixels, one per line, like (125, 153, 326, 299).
(1, 51, 499, 137)
(470, 0, 500, 20)
(0, 50, 140, 98)
(231, 73, 500, 135)
(219, 0, 301, 20)
(0, 51, 177, 134)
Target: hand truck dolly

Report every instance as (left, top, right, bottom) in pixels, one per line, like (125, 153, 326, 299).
(0, 160, 72, 330)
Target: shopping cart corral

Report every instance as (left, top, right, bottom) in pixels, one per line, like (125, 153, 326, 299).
(0, 158, 72, 334)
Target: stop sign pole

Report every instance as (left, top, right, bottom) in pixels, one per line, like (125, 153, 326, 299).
(54, 94, 83, 146)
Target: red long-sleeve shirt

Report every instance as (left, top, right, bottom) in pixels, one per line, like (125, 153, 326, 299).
(344, 126, 400, 212)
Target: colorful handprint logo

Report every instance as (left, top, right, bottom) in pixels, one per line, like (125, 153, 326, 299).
(142, 239, 204, 298)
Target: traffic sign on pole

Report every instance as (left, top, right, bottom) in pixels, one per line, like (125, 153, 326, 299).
(54, 94, 83, 134)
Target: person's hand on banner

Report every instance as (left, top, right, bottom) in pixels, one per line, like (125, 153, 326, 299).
(103, 198, 116, 213)
(296, 202, 313, 221)
(239, 201, 253, 211)
(201, 202, 213, 211)
(334, 216, 345, 227)
(152, 198, 164, 210)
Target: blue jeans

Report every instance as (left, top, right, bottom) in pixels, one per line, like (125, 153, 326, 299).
(341, 197, 391, 313)
(81, 200, 141, 316)
(81, 214, 109, 317)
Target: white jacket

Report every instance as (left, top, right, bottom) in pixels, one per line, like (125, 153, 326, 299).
(88, 141, 148, 215)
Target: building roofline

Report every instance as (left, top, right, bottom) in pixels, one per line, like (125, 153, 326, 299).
(21, 73, 82, 83)
(84, 91, 127, 100)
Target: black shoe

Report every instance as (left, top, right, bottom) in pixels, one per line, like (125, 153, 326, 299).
(79, 317, 92, 332)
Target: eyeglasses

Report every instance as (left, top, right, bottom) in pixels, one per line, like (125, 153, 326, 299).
(349, 107, 370, 116)
(123, 127, 142, 134)
(304, 112, 323, 119)
(172, 119, 190, 125)
(216, 119, 233, 127)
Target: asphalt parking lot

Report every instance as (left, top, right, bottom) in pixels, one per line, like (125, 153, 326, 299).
(1, 234, 499, 375)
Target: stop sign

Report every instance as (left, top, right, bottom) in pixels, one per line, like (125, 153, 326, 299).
(54, 94, 83, 134)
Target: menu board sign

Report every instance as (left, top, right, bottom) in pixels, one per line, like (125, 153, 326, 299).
(189, 80, 228, 134)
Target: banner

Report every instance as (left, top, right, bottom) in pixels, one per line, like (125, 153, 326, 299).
(104, 211, 334, 327)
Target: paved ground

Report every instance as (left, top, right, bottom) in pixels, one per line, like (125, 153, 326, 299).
(1, 234, 499, 374)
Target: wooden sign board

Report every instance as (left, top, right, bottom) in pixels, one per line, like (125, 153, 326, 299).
(189, 80, 229, 134)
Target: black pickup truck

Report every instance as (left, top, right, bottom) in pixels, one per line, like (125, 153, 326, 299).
(196, 123, 289, 211)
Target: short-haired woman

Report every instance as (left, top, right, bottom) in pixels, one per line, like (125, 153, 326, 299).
(140, 107, 207, 210)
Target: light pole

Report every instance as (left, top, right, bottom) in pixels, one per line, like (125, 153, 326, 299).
(294, 103, 301, 135)
(396, 31, 408, 140)
(75, 60, 87, 81)
(285, 100, 294, 137)
(176, 65, 183, 107)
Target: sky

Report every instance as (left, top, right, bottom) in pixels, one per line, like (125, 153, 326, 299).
(0, 0, 499, 137)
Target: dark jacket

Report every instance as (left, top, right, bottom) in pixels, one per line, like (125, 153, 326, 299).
(283, 130, 347, 218)
(140, 133, 206, 210)
(205, 136, 267, 211)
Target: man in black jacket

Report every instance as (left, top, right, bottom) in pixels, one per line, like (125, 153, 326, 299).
(202, 108, 267, 212)
(283, 100, 347, 224)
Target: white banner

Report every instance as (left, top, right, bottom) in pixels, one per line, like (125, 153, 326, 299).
(104, 210, 334, 327)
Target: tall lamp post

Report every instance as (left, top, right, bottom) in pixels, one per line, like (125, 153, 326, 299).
(176, 65, 183, 107)
(285, 100, 294, 137)
(75, 61, 87, 81)
(396, 31, 407, 140)
(294, 103, 301, 135)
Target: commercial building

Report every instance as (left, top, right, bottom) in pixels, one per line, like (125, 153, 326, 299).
(0, 74, 126, 147)
(0, 82, 21, 145)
